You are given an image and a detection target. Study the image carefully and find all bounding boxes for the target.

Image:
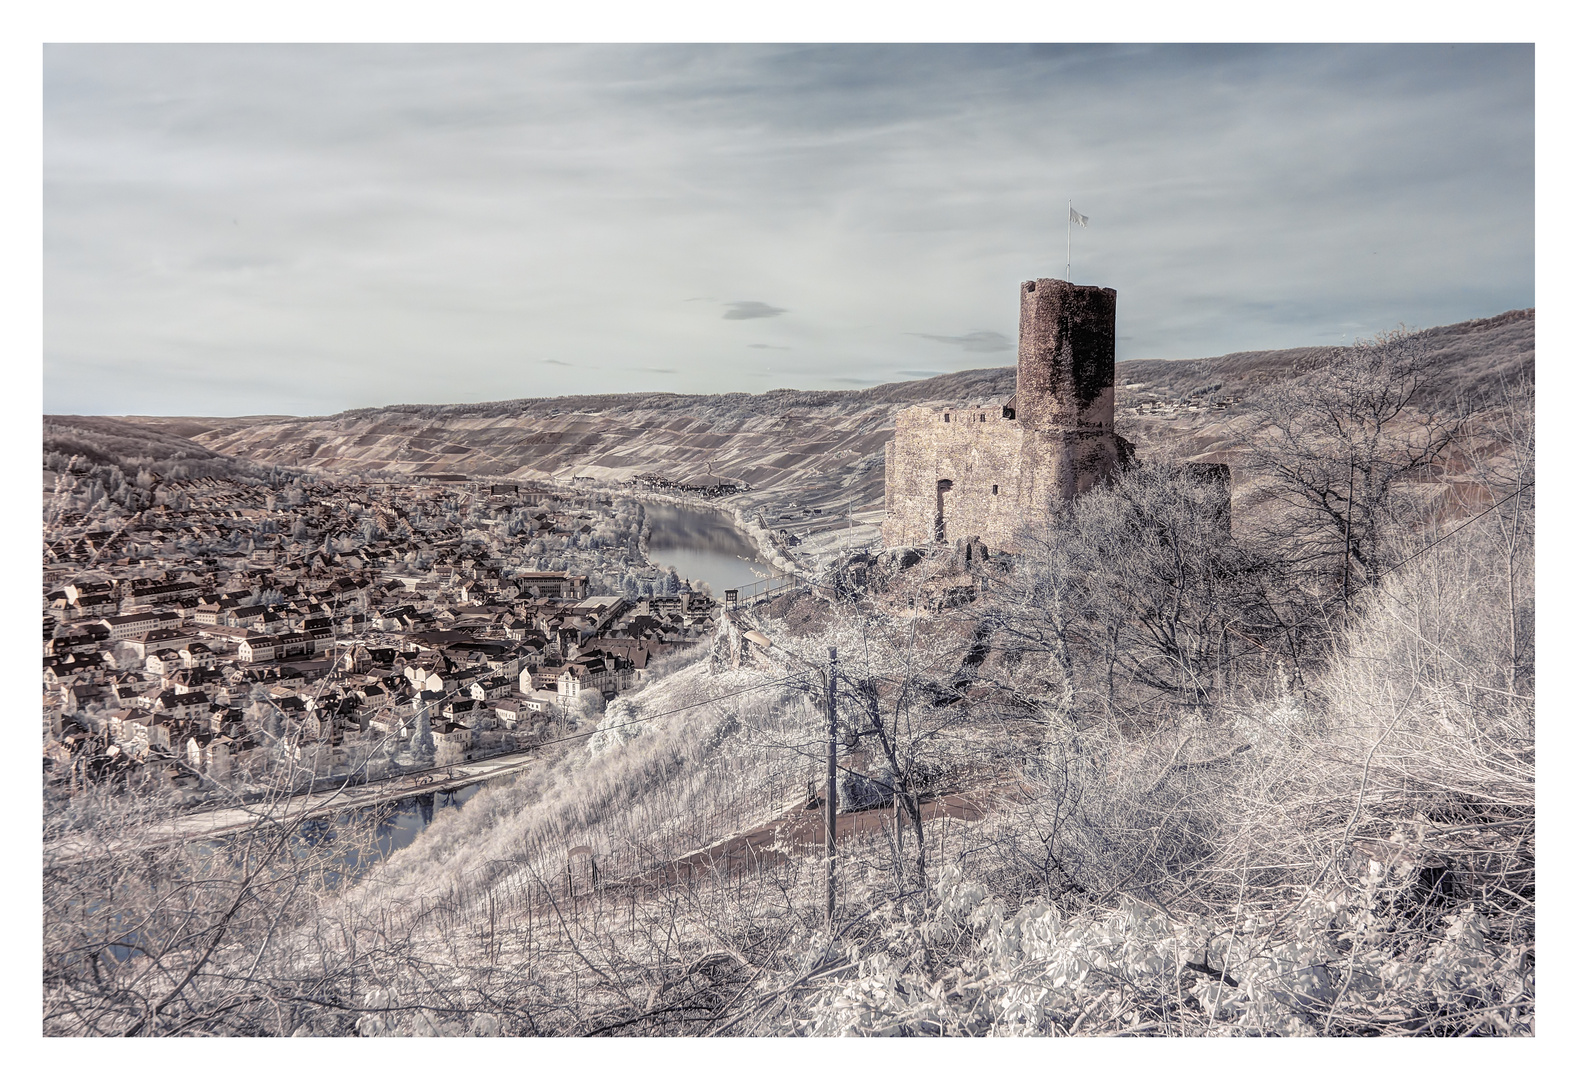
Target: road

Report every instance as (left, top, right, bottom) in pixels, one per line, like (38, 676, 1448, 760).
(46, 745, 548, 863)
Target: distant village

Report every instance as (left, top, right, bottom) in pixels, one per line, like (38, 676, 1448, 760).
(42, 462, 720, 798)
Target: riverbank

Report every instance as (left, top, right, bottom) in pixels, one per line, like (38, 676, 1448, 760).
(625, 488, 803, 579)
(472, 471, 868, 577)
(639, 487, 880, 574)
(45, 743, 556, 863)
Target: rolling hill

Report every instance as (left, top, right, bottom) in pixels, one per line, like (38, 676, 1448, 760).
(54, 308, 1533, 557)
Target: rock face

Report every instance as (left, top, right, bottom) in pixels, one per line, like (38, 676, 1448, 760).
(881, 279, 1128, 552)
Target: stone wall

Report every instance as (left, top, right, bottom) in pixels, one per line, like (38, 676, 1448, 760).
(882, 406, 1025, 550)
(881, 278, 1128, 552)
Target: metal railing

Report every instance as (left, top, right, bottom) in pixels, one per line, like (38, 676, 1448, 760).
(725, 573, 806, 607)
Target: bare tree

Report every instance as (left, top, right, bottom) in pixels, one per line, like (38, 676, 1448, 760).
(986, 455, 1288, 723)
(1243, 328, 1467, 607)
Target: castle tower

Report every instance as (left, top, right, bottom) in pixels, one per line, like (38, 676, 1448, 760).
(881, 277, 1128, 552)
(1014, 279, 1117, 432)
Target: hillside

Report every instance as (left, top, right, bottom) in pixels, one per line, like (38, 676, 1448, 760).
(1115, 307, 1534, 464)
(43, 310, 1536, 1038)
(59, 309, 1533, 557)
(43, 414, 290, 482)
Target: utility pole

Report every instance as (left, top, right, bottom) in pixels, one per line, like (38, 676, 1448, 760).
(825, 646, 838, 930)
(1341, 456, 1355, 620)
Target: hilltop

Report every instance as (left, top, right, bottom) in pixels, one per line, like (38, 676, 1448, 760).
(50, 308, 1533, 558)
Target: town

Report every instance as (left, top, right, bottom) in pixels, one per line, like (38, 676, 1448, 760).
(42, 458, 722, 800)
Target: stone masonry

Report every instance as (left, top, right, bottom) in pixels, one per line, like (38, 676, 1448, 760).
(882, 278, 1129, 552)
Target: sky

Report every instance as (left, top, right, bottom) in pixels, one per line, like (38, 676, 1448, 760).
(42, 43, 1535, 418)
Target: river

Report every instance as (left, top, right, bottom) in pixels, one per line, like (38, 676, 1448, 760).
(279, 783, 487, 887)
(640, 501, 781, 596)
(340, 784, 483, 866)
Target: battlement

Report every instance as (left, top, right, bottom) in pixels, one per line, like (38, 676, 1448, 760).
(896, 405, 1019, 427)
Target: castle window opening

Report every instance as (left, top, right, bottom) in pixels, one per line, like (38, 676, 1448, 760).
(992, 484, 998, 495)
(979, 414, 986, 422)
(944, 413, 950, 422)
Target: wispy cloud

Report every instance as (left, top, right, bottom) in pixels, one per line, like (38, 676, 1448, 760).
(748, 343, 790, 350)
(42, 44, 1532, 415)
(723, 301, 787, 321)
(896, 369, 947, 378)
(913, 331, 1012, 353)
(541, 359, 573, 367)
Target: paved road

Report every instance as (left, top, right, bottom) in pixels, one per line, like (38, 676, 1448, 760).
(46, 746, 547, 863)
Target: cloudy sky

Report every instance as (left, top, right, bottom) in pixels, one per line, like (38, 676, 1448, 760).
(43, 44, 1534, 417)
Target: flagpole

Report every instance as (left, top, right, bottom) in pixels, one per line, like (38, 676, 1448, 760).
(1066, 200, 1071, 281)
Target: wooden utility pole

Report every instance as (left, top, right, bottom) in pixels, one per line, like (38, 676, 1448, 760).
(1341, 456, 1356, 620)
(825, 646, 838, 929)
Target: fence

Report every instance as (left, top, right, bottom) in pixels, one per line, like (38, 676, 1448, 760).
(725, 573, 806, 607)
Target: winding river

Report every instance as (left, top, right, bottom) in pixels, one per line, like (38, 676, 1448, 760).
(640, 501, 780, 595)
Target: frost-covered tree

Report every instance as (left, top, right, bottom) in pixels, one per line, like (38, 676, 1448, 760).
(409, 707, 435, 763)
(1245, 328, 1467, 599)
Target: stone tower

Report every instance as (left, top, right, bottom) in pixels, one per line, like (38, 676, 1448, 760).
(1012, 279, 1125, 506)
(1013, 279, 1117, 432)
(881, 277, 1129, 552)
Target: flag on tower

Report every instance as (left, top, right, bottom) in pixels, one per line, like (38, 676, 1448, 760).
(1069, 207, 1089, 227)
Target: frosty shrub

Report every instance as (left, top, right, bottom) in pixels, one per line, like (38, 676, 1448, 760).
(587, 700, 641, 756)
(786, 860, 1528, 1036)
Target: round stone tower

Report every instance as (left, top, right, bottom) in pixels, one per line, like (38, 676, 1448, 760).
(1014, 279, 1117, 433)
(881, 276, 1130, 551)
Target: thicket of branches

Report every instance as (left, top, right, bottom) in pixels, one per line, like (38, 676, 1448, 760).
(42, 331, 1533, 1036)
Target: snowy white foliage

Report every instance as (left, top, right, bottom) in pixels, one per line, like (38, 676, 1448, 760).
(784, 861, 1527, 1036)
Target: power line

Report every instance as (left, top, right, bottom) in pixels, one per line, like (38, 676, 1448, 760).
(1371, 481, 1533, 584)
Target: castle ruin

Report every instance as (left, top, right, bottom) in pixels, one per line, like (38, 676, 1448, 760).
(882, 278, 1130, 552)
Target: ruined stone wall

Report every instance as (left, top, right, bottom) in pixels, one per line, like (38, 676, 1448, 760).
(881, 278, 1126, 553)
(882, 406, 1024, 551)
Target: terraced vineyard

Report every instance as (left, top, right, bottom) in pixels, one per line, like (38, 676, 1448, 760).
(67, 308, 1533, 558)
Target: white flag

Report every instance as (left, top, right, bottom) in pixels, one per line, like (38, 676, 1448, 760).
(1069, 207, 1089, 227)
